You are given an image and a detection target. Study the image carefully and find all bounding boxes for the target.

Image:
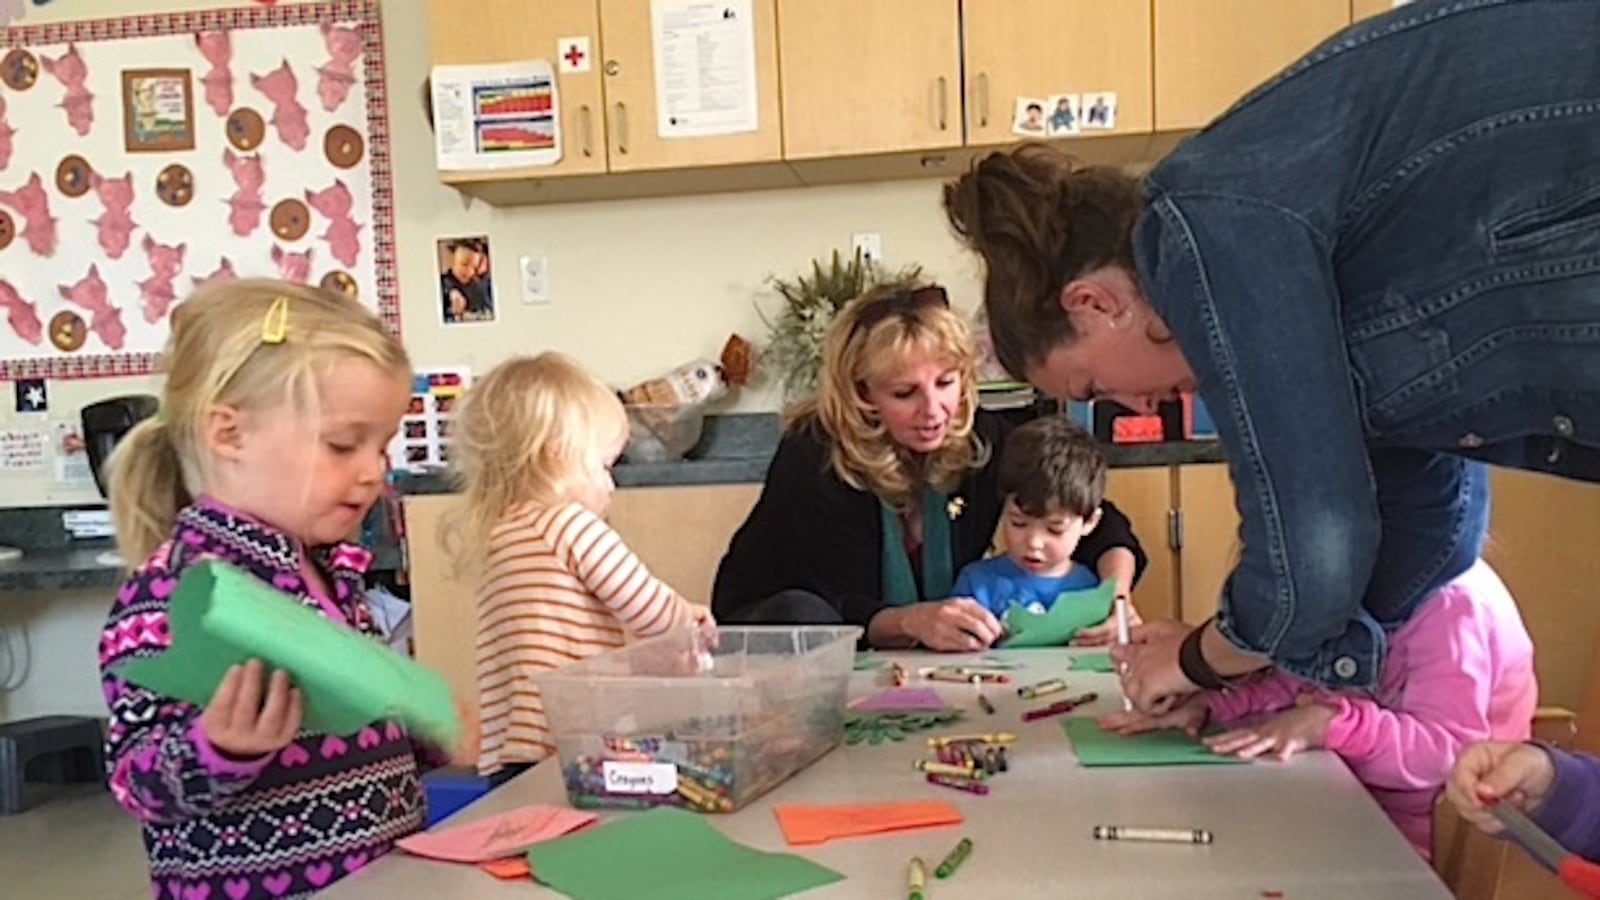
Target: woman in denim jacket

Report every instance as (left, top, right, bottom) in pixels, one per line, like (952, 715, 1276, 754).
(942, 0, 1600, 708)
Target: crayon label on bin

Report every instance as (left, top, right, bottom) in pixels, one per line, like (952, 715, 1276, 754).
(603, 761, 679, 794)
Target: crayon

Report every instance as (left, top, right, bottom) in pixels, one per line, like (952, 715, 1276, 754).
(1021, 692, 1099, 722)
(1092, 825, 1214, 844)
(926, 773, 990, 795)
(935, 837, 973, 878)
(927, 732, 1015, 748)
(907, 856, 927, 900)
(1018, 678, 1068, 700)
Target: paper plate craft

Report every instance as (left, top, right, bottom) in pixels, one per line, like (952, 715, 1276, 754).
(113, 559, 461, 748)
(1000, 580, 1116, 648)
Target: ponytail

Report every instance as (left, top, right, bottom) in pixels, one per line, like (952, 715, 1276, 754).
(106, 417, 192, 566)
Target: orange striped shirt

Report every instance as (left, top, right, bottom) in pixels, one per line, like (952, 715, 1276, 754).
(475, 501, 694, 775)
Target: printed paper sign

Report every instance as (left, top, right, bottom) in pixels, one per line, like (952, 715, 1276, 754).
(431, 61, 561, 169)
(652, 0, 758, 138)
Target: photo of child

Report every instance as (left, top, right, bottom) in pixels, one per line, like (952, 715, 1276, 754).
(404, 420, 426, 440)
(1012, 97, 1047, 136)
(437, 235, 494, 324)
(1083, 92, 1117, 130)
(407, 396, 426, 416)
(1046, 94, 1080, 136)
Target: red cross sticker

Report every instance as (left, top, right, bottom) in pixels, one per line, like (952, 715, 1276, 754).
(558, 37, 593, 75)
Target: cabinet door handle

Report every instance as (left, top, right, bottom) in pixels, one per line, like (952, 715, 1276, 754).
(579, 104, 594, 158)
(936, 76, 949, 131)
(614, 102, 629, 155)
(977, 72, 989, 128)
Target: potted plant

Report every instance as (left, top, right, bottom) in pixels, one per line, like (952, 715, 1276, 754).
(760, 249, 922, 401)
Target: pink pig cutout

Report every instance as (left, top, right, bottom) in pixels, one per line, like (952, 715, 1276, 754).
(196, 31, 234, 118)
(40, 44, 94, 137)
(138, 235, 187, 324)
(305, 180, 363, 268)
(272, 244, 313, 283)
(0, 95, 14, 172)
(250, 60, 309, 151)
(223, 148, 266, 237)
(59, 264, 126, 350)
(91, 171, 138, 260)
(192, 257, 238, 289)
(0, 172, 59, 257)
(316, 22, 362, 113)
(0, 279, 43, 345)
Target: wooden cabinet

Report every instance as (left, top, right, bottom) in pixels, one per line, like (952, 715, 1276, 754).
(1174, 463, 1239, 625)
(402, 484, 758, 706)
(963, 0, 1153, 146)
(777, 0, 961, 159)
(1353, 0, 1405, 21)
(427, 0, 608, 179)
(427, 0, 782, 182)
(1153, 0, 1350, 131)
(1106, 467, 1180, 622)
(599, 0, 783, 172)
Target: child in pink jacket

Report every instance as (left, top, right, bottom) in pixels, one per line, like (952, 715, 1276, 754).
(1103, 559, 1536, 857)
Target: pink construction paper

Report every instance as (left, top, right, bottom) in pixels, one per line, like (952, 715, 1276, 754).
(849, 687, 947, 711)
(396, 804, 597, 864)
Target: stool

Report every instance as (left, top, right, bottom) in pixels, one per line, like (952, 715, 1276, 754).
(0, 715, 107, 814)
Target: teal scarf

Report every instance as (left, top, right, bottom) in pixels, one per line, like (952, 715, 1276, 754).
(879, 486, 955, 606)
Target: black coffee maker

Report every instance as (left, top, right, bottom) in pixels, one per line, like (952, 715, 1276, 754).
(81, 395, 160, 499)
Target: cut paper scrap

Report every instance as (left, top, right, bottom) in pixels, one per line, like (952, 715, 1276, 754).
(773, 800, 963, 846)
(1068, 651, 1115, 673)
(526, 807, 842, 900)
(1000, 580, 1116, 648)
(479, 856, 531, 880)
(396, 804, 596, 864)
(849, 687, 946, 711)
(1061, 718, 1247, 767)
(113, 559, 462, 749)
(853, 652, 885, 671)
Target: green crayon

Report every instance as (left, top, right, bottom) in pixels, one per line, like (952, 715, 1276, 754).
(935, 837, 973, 878)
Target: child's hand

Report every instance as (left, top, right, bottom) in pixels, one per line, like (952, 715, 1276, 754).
(199, 659, 303, 759)
(448, 695, 481, 768)
(1098, 693, 1208, 736)
(1445, 741, 1557, 836)
(1072, 603, 1143, 647)
(1203, 702, 1335, 762)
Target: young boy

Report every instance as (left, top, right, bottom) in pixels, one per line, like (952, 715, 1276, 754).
(952, 417, 1107, 619)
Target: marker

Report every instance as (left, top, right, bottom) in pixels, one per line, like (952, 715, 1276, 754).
(1021, 691, 1098, 722)
(928, 732, 1015, 748)
(1017, 678, 1067, 700)
(1114, 595, 1133, 712)
(1491, 800, 1600, 895)
(926, 773, 990, 795)
(1093, 825, 1214, 845)
(935, 837, 973, 879)
(915, 759, 980, 778)
(907, 856, 927, 900)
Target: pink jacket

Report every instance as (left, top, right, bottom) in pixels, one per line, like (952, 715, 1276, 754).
(1206, 559, 1536, 857)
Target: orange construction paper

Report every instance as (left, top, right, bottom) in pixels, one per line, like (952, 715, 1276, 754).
(773, 801, 963, 846)
(479, 857, 532, 880)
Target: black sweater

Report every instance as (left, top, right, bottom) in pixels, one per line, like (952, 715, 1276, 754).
(712, 410, 1147, 628)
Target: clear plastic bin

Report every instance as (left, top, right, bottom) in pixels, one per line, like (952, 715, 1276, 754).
(534, 625, 860, 813)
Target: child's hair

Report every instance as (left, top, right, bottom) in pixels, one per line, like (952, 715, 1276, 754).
(997, 416, 1105, 518)
(106, 279, 410, 564)
(448, 352, 627, 570)
(787, 283, 985, 511)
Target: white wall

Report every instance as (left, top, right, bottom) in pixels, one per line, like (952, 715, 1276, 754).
(0, 0, 987, 510)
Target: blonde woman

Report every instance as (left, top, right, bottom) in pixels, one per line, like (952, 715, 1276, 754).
(713, 284, 1146, 651)
(450, 352, 713, 778)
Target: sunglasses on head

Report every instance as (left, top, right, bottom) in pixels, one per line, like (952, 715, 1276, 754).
(847, 285, 950, 341)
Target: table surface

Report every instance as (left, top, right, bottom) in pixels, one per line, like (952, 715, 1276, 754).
(323, 648, 1451, 900)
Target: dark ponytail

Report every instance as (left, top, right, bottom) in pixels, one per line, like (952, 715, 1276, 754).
(942, 143, 1142, 378)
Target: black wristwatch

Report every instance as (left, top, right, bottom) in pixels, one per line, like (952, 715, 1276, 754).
(1179, 620, 1233, 691)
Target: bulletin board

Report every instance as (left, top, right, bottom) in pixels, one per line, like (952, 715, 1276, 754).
(0, 0, 397, 380)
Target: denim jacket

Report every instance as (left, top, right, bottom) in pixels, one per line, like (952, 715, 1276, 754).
(1135, 0, 1600, 688)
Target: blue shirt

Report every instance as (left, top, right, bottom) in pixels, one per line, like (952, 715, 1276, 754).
(952, 555, 1100, 618)
(1134, 0, 1600, 688)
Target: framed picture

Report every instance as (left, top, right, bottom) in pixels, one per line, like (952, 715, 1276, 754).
(122, 68, 196, 152)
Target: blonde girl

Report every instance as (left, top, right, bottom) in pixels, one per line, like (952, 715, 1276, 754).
(451, 352, 712, 777)
(99, 280, 476, 900)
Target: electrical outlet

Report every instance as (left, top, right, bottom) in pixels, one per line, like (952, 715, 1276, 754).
(852, 232, 882, 265)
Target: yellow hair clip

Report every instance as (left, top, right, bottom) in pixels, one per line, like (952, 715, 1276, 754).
(261, 296, 290, 344)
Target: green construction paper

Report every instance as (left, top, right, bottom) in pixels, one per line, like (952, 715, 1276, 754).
(1068, 651, 1115, 673)
(114, 560, 461, 748)
(1000, 580, 1116, 648)
(853, 652, 886, 671)
(1060, 718, 1247, 767)
(526, 807, 843, 900)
